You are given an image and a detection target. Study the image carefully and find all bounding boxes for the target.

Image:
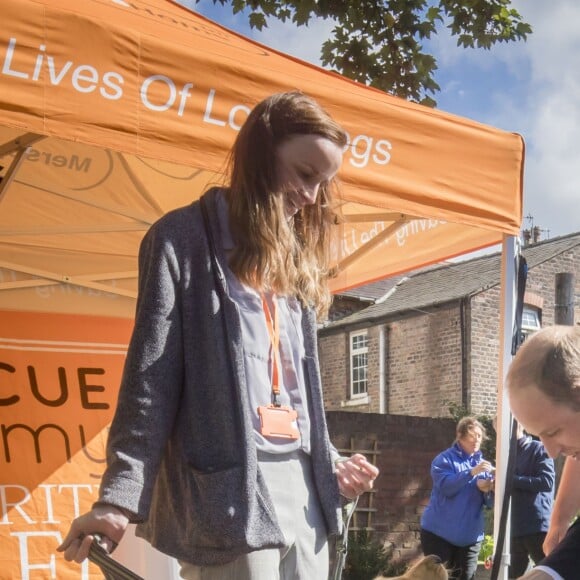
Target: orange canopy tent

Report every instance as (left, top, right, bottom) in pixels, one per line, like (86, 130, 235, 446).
(0, 0, 523, 578)
(0, 0, 524, 317)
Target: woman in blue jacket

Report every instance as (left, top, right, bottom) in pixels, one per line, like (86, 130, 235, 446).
(421, 416, 495, 580)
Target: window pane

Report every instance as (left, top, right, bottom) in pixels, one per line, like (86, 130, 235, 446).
(522, 306, 541, 330)
(350, 332, 368, 397)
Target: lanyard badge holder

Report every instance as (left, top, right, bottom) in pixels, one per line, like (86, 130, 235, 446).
(257, 295, 300, 440)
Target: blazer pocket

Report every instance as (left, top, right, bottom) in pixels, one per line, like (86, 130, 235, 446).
(187, 463, 247, 549)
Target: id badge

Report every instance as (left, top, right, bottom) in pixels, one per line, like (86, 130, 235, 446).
(257, 405, 299, 440)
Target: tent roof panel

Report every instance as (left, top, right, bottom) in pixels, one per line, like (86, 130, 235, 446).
(0, 0, 525, 313)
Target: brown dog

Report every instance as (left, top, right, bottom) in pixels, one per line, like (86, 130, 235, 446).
(374, 554, 448, 580)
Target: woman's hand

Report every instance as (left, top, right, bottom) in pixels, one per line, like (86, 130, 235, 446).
(57, 504, 129, 563)
(476, 478, 494, 493)
(335, 453, 380, 500)
(471, 460, 494, 477)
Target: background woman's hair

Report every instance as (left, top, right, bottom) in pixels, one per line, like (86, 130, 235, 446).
(225, 91, 347, 319)
(456, 416, 487, 441)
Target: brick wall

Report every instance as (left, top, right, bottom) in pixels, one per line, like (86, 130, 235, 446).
(319, 325, 383, 412)
(469, 249, 580, 415)
(470, 287, 501, 415)
(525, 249, 579, 326)
(321, 247, 580, 418)
(319, 330, 349, 410)
(327, 412, 456, 564)
(386, 304, 462, 417)
(320, 303, 464, 417)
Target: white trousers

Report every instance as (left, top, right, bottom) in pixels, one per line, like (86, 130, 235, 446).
(179, 450, 329, 580)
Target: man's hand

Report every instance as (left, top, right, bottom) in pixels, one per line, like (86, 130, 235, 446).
(335, 453, 379, 500)
(57, 504, 129, 563)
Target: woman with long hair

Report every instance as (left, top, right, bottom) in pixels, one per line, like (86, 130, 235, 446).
(58, 91, 379, 580)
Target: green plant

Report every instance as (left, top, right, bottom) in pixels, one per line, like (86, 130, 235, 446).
(479, 534, 494, 563)
(343, 530, 406, 580)
(200, 0, 531, 106)
(483, 506, 494, 536)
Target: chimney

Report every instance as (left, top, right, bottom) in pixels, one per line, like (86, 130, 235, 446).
(522, 229, 532, 246)
(532, 225, 541, 243)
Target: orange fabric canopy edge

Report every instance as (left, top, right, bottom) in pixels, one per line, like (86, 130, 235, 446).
(0, 0, 524, 314)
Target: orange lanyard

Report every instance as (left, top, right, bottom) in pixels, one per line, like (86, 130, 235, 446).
(261, 293, 281, 405)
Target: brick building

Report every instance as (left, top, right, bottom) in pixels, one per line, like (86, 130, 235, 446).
(320, 231, 580, 418)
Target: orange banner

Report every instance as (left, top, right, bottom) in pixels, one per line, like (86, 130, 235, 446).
(0, 310, 132, 579)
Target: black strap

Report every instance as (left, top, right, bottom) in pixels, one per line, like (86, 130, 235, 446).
(511, 255, 528, 355)
(199, 194, 227, 293)
(490, 417, 518, 580)
(88, 535, 144, 580)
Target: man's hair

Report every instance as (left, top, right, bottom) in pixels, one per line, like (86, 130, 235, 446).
(456, 416, 487, 441)
(225, 91, 347, 319)
(507, 325, 580, 411)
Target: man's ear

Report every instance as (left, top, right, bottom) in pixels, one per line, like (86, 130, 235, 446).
(572, 382, 580, 411)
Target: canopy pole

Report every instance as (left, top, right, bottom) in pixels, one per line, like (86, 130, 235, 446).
(0, 259, 138, 299)
(0, 133, 46, 204)
(493, 234, 519, 580)
(333, 218, 408, 274)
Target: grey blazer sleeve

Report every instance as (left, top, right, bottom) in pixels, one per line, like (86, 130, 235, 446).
(98, 219, 186, 520)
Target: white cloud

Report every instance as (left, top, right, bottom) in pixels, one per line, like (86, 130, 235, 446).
(502, 1, 580, 237)
(256, 1, 580, 238)
(434, 0, 580, 238)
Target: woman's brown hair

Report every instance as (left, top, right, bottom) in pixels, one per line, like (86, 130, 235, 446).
(456, 416, 487, 441)
(225, 91, 347, 319)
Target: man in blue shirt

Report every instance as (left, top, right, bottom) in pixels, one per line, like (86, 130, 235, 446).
(509, 423, 555, 578)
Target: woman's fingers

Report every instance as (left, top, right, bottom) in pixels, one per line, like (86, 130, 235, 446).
(61, 534, 94, 563)
(336, 454, 380, 498)
(57, 505, 129, 563)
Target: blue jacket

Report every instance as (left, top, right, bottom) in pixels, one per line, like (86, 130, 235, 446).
(421, 442, 493, 546)
(511, 436, 555, 537)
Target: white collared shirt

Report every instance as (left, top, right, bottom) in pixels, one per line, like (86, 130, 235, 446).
(215, 191, 312, 454)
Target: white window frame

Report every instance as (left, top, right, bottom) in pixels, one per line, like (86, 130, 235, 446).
(349, 330, 369, 399)
(521, 305, 541, 341)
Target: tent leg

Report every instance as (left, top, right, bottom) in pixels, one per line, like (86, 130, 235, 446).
(493, 234, 519, 580)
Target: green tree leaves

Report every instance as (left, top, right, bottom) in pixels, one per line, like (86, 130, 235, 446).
(199, 0, 531, 107)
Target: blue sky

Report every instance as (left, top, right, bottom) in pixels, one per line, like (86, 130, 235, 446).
(179, 0, 580, 241)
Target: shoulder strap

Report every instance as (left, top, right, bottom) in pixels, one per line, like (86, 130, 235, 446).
(199, 194, 227, 293)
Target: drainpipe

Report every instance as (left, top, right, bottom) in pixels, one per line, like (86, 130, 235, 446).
(460, 297, 469, 409)
(379, 324, 385, 414)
